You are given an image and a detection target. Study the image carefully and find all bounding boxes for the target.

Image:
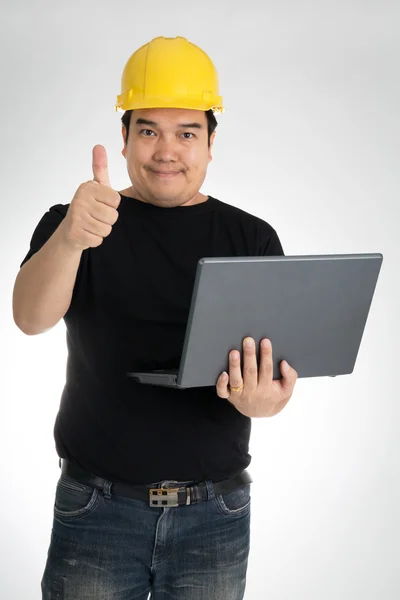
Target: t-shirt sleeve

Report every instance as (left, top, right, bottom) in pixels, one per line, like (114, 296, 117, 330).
(260, 229, 285, 256)
(19, 204, 69, 268)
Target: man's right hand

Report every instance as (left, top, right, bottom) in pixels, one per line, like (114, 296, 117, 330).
(60, 145, 122, 251)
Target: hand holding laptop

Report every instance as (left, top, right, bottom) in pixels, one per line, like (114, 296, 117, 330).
(216, 336, 298, 418)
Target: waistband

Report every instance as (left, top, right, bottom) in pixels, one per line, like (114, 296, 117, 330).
(59, 459, 253, 507)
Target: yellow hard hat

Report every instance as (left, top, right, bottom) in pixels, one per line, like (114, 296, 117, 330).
(115, 36, 224, 114)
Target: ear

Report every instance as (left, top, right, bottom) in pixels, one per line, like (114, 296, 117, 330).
(121, 126, 127, 158)
(208, 130, 216, 162)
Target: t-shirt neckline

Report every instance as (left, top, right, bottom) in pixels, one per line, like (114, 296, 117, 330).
(119, 193, 216, 216)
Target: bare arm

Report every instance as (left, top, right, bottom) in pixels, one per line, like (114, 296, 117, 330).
(13, 145, 121, 336)
(12, 222, 83, 335)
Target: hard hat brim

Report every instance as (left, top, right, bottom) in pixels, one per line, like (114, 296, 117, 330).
(115, 92, 224, 114)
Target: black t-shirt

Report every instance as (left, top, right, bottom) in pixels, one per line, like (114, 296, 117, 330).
(20, 194, 284, 485)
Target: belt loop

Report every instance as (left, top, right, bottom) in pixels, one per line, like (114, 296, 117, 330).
(205, 479, 215, 500)
(102, 480, 112, 500)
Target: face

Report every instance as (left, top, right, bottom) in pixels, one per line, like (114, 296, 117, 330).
(121, 108, 216, 207)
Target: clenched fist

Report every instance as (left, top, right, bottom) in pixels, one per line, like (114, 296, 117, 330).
(60, 145, 121, 251)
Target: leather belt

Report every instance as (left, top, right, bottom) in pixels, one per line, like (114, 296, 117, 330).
(60, 459, 253, 508)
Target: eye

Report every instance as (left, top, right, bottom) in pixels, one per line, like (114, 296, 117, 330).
(182, 132, 195, 139)
(140, 129, 155, 136)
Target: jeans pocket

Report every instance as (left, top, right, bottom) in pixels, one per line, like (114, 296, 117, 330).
(54, 474, 100, 519)
(215, 483, 251, 516)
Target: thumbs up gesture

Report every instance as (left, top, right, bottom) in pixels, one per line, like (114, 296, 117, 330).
(60, 145, 122, 251)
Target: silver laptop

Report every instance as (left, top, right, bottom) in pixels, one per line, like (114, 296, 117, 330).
(126, 253, 383, 389)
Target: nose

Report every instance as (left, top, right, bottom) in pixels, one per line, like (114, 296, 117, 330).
(152, 135, 180, 163)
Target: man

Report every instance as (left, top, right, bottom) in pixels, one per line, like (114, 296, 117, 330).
(13, 36, 297, 600)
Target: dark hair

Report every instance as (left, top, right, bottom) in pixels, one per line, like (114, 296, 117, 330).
(121, 109, 218, 148)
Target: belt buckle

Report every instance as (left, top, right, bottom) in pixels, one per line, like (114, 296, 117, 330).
(149, 486, 180, 507)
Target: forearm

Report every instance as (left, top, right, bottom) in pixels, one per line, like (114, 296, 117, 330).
(13, 223, 83, 335)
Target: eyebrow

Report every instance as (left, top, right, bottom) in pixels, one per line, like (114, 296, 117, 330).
(135, 118, 203, 129)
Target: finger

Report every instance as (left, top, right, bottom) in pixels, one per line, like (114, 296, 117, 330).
(229, 350, 243, 390)
(92, 144, 111, 187)
(258, 338, 273, 388)
(216, 371, 230, 399)
(242, 337, 258, 392)
(279, 361, 298, 390)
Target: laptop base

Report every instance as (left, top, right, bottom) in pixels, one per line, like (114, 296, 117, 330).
(126, 369, 186, 388)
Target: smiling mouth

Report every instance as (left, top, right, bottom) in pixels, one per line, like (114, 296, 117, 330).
(151, 170, 181, 177)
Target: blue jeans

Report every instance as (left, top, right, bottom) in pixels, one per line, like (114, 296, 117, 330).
(41, 470, 251, 599)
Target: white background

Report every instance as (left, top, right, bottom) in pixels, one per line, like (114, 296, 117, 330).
(1, 1, 399, 598)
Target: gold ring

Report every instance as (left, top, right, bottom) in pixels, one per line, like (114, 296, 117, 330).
(230, 383, 244, 392)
